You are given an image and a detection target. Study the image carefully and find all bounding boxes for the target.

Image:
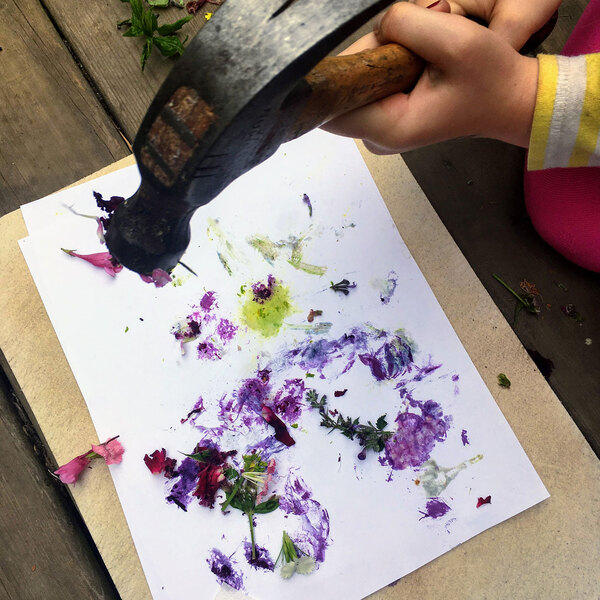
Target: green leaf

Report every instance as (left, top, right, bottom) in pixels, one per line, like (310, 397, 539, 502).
(141, 38, 153, 70)
(254, 496, 280, 514)
(141, 8, 156, 36)
(157, 15, 193, 35)
(230, 493, 255, 514)
(153, 35, 185, 57)
(129, 0, 144, 26)
(224, 467, 239, 480)
(181, 449, 212, 462)
(122, 24, 145, 37)
(148, 0, 170, 6)
(376, 414, 388, 430)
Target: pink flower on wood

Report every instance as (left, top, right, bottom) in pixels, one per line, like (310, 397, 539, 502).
(54, 454, 91, 484)
(61, 248, 123, 277)
(92, 438, 125, 465)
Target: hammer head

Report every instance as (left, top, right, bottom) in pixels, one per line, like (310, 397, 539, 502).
(106, 0, 395, 274)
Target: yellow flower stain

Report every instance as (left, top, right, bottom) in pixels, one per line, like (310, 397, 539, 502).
(241, 281, 294, 337)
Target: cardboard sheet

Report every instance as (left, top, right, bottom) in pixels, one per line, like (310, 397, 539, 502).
(19, 131, 549, 599)
(1, 138, 598, 600)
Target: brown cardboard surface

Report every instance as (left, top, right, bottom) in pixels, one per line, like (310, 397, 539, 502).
(1, 148, 598, 600)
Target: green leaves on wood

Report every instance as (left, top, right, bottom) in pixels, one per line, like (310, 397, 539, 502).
(120, 0, 193, 70)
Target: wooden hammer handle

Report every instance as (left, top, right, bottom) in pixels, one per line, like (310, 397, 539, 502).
(288, 43, 424, 141)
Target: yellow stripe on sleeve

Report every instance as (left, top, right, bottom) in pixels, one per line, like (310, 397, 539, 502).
(568, 53, 600, 167)
(528, 55, 558, 171)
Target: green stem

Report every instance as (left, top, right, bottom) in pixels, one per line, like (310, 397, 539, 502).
(248, 511, 256, 560)
(492, 274, 529, 308)
(221, 477, 243, 512)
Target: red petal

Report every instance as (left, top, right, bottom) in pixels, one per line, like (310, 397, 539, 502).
(261, 405, 295, 446)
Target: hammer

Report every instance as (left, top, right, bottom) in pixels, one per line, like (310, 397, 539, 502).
(105, 0, 424, 275)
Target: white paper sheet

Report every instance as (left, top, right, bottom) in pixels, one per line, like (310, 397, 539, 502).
(20, 130, 548, 600)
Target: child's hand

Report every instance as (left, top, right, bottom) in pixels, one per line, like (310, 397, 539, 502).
(417, 0, 561, 50)
(322, 2, 538, 154)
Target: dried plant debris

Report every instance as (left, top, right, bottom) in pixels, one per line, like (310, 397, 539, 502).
(560, 303, 585, 325)
(497, 373, 511, 389)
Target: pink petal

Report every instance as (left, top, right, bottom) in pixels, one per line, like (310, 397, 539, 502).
(144, 448, 167, 474)
(62, 248, 122, 277)
(256, 459, 276, 504)
(92, 438, 125, 465)
(54, 454, 91, 484)
(140, 269, 172, 287)
(96, 218, 106, 244)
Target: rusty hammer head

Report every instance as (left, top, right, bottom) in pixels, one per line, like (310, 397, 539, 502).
(106, 0, 399, 274)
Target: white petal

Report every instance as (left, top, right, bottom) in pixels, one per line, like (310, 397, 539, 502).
(280, 562, 296, 579)
(295, 556, 316, 575)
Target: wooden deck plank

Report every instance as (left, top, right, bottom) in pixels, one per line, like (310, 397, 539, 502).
(0, 0, 129, 598)
(42, 0, 215, 141)
(0, 371, 120, 600)
(0, 0, 129, 214)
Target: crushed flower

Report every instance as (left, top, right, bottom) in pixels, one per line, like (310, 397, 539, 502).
(307, 309, 322, 323)
(252, 275, 277, 303)
(91, 437, 125, 465)
(93, 191, 124, 235)
(61, 248, 123, 277)
(277, 531, 316, 579)
(261, 405, 296, 446)
(144, 448, 178, 477)
(54, 454, 91, 484)
(476, 495, 492, 508)
(188, 445, 237, 508)
(139, 268, 172, 288)
(54, 435, 124, 484)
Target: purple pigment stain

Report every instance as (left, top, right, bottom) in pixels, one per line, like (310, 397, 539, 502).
(302, 193, 313, 217)
(197, 341, 222, 360)
(359, 334, 414, 381)
(207, 548, 244, 590)
(243, 542, 274, 571)
(452, 373, 460, 395)
(180, 396, 205, 425)
(269, 378, 306, 423)
(384, 400, 452, 470)
(166, 457, 201, 510)
(216, 318, 238, 341)
(419, 498, 451, 520)
(200, 291, 217, 311)
(461, 429, 470, 445)
(236, 370, 271, 413)
(379, 271, 398, 304)
(251, 275, 276, 303)
(282, 328, 369, 377)
(171, 291, 238, 359)
(279, 471, 330, 562)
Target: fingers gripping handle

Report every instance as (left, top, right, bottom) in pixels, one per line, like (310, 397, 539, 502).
(288, 43, 424, 140)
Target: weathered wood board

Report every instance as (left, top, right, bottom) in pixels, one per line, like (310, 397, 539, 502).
(0, 0, 129, 214)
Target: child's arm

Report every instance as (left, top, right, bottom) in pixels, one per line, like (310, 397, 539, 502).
(528, 53, 600, 169)
(322, 3, 538, 152)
